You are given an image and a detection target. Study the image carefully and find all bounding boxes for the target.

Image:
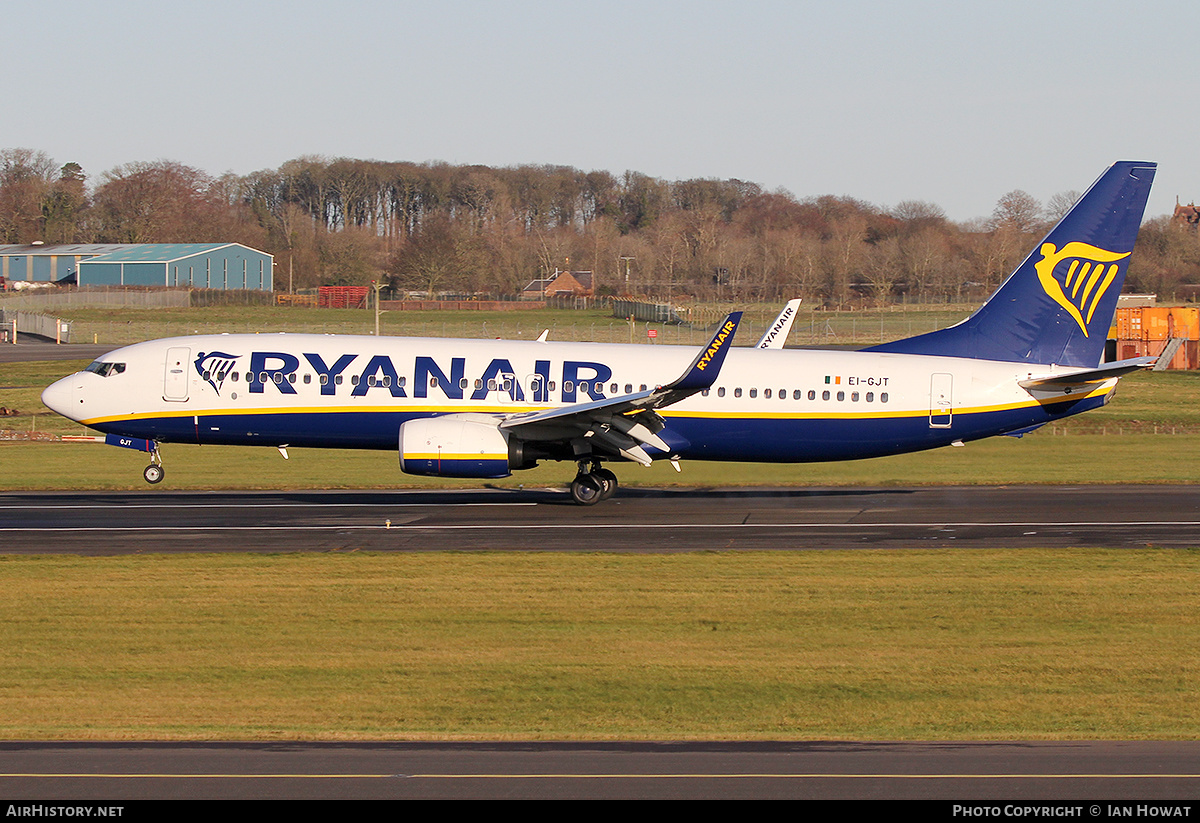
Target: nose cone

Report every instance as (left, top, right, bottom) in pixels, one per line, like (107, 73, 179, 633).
(41, 375, 77, 420)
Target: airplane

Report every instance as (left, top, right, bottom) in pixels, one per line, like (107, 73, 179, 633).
(41, 161, 1157, 505)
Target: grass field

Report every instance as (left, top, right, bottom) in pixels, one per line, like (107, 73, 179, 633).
(45, 301, 974, 348)
(1, 550, 1197, 740)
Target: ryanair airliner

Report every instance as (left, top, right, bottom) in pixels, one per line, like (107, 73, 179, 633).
(42, 161, 1157, 504)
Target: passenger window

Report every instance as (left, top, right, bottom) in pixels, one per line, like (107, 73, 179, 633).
(350, 375, 359, 386)
(881, 392, 889, 403)
(459, 378, 469, 389)
(822, 391, 830, 400)
(734, 388, 742, 398)
(335, 375, 343, 385)
(837, 391, 844, 401)
(610, 383, 618, 394)
(303, 374, 312, 384)
(851, 392, 859, 402)
(807, 390, 814, 400)
(749, 388, 757, 398)
(563, 380, 573, 393)
(866, 392, 873, 402)
(625, 384, 633, 394)
(764, 389, 772, 399)
(717, 387, 725, 397)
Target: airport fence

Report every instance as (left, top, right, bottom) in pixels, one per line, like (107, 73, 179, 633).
(0, 309, 71, 343)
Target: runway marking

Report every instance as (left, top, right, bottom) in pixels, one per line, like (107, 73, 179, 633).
(0, 502, 538, 510)
(1, 520, 1199, 533)
(2, 772, 1198, 780)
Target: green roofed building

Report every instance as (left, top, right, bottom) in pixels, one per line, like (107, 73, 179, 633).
(0, 243, 273, 290)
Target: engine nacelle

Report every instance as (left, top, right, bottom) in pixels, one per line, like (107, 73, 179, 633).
(398, 415, 515, 478)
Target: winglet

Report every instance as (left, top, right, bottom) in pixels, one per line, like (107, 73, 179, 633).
(756, 299, 801, 348)
(667, 312, 742, 391)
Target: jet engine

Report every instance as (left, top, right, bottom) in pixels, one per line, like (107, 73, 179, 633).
(398, 414, 528, 478)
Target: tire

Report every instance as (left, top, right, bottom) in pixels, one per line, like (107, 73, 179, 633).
(143, 464, 164, 484)
(570, 474, 603, 505)
(593, 468, 618, 500)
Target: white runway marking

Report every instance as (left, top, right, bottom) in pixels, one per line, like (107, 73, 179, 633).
(1, 520, 1197, 532)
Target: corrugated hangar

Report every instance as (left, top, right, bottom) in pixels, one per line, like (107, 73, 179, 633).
(0, 243, 273, 290)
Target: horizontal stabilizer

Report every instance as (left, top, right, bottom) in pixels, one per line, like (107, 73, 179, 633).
(1018, 356, 1156, 391)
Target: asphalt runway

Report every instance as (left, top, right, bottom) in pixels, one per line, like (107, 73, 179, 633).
(0, 339, 112, 363)
(2, 740, 1200, 800)
(4, 485, 1198, 801)
(1, 485, 1198, 553)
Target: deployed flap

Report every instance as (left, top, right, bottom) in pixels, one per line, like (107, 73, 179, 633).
(1018, 356, 1156, 391)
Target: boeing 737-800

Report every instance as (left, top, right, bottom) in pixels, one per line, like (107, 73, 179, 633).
(42, 161, 1157, 504)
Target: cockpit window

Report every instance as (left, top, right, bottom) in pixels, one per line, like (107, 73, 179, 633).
(84, 361, 126, 377)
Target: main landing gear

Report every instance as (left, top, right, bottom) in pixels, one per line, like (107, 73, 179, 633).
(143, 444, 164, 484)
(570, 462, 618, 506)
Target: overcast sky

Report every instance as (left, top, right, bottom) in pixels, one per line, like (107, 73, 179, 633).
(7, 0, 1196, 221)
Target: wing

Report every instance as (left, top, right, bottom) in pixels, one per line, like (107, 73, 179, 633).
(499, 312, 742, 466)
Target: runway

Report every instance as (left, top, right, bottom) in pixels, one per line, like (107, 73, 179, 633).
(3, 740, 1200, 800)
(4, 485, 1199, 801)
(1, 485, 1198, 553)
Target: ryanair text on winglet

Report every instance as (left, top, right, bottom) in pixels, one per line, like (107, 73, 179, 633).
(696, 319, 737, 371)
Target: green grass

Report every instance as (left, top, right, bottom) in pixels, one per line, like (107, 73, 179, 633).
(44, 301, 973, 348)
(3, 433, 1200, 490)
(0, 550, 1197, 740)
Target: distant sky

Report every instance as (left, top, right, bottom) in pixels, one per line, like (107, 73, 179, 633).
(6, 0, 1196, 221)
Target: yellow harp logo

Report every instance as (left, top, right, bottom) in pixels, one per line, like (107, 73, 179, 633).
(1034, 242, 1130, 337)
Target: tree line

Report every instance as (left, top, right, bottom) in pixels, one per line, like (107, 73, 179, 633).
(2, 147, 1197, 304)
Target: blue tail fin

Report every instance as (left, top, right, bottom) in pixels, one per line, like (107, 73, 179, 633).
(866, 161, 1156, 366)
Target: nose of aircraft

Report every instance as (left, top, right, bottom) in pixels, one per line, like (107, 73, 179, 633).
(41, 375, 76, 420)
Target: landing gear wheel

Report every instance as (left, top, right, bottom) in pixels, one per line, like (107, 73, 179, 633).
(592, 468, 618, 500)
(143, 464, 164, 484)
(570, 474, 603, 506)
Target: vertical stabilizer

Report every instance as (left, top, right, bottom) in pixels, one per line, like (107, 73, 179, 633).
(866, 161, 1156, 366)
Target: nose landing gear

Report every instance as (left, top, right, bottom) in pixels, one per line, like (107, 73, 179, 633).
(143, 444, 164, 484)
